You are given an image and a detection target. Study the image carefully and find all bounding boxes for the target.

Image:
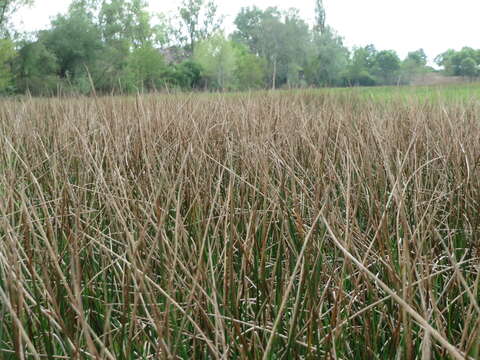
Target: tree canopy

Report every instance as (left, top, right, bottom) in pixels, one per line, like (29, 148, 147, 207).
(435, 47, 480, 78)
(1, 0, 477, 95)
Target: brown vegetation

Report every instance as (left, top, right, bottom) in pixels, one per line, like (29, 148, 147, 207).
(0, 91, 479, 359)
(410, 73, 469, 86)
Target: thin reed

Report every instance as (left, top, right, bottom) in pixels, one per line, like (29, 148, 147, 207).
(0, 91, 479, 359)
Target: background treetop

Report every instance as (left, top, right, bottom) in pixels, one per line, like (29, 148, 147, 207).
(1, 0, 478, 95)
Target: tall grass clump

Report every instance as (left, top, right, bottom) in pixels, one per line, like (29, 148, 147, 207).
(0, 90, 479, 359)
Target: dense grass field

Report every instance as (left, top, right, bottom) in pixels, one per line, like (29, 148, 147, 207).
(1, 85, 479, 359)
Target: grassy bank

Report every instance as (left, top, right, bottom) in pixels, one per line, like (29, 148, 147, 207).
(0, 89, 479, 359)
(291, 82, 480, 103)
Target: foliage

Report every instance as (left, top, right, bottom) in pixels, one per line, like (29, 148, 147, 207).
(460, 57, 477, 78)
(10, 0, 174, 94)
(406, 48, 427, 67)
(176, 0, 223, 53)
(344, 45, 378, 86)
(314, 0, 326, 34)
(14, 39, 59, 94)
(99, 0, 162, 48)
(123, 44, 167, 92)
(166, 59, 202, 89)
(400, 49, 429, 84)
(39, 8, 103, 81)
(372, 50, 401, 85)
(5, 1, 480, 93)
(343, 46, 402, 86)
(233, 6, 310, 88)
(94, 0, 167, 92)
(435, 47, 480, 77)
(194, 32, 236, 90)
(0, 38, 15, 92)
(305, 26, 349, 87)
(232, 42, 266, 90)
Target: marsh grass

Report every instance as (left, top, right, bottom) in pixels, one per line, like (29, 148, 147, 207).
(0, 90, 479, 359)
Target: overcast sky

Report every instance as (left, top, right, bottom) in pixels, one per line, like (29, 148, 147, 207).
(13, 0, 480, 63)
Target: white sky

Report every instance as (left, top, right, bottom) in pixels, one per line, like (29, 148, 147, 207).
(13, 0, 480, 63)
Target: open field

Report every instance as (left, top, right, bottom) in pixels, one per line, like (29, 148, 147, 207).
(317, 82, 480, 102)
(1, 86, 480, 359)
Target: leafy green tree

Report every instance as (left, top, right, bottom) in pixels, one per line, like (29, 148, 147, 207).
(35, 0, 170, 94)
(460, 57, 477, 78)
(68, 0, 101, 15)
(236, 7, 284, 88)
(372, 50, 401, 85)
(232, 42, 266, 90)
(176, 0, 222, 53)
(282, 9, 311, 87)
(123, 44, 167, 91)
(40, 7, 103, 81)
(306, 27, 348, 86)
(94, 0, 167, 92)
(169, 59, 202, 89)
(92, 45, 129, 92)
(401, 49, 428, 84)
(475, 49, 480, 65)
(194, 32, 236, 90)
(14, 39, 59, 94)
(314, 0, 326, 35)
(233, 7, 310, 88)
(436, 47, 479, 77)
(305, 2, 349, 87)
(232, 6, 266, 55)
(0, 38, 15, 92)
(345, 45, 377, 86)
(406, 49, 427, 66)
(435, 49, 456, 75)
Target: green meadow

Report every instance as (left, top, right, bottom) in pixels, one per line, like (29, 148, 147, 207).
(311, 82, 480, 102)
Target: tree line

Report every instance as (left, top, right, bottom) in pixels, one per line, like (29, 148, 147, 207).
(0, 0, 479, 95)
